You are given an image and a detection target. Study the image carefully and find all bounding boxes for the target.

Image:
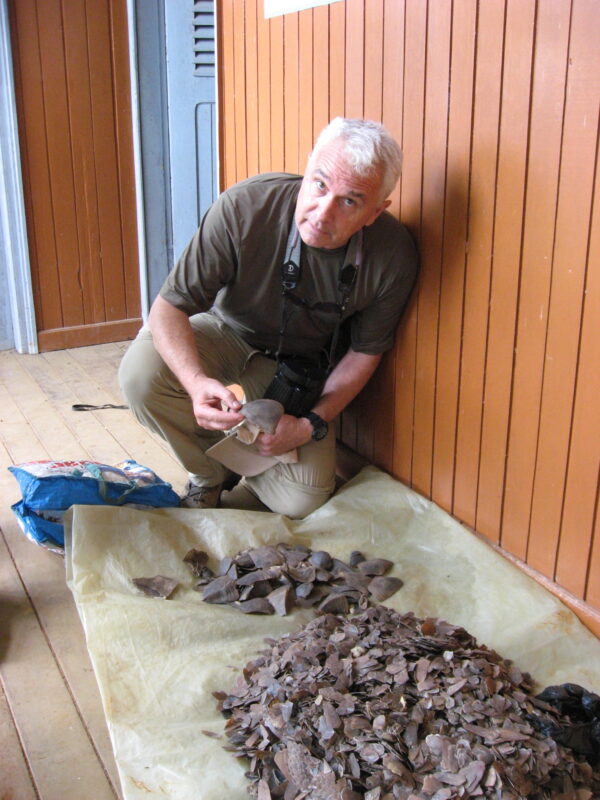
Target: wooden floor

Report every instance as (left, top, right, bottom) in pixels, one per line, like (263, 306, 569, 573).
(0, 343, 189, 800)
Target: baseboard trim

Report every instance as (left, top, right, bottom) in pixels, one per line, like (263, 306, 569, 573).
(475, 534, 600, 640)
(37, 319, 142, 352)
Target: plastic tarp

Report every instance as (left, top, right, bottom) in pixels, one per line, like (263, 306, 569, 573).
(65, 466, 600, 800)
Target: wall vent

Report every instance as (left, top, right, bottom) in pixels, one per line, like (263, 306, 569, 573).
(193, 1, 215, 77)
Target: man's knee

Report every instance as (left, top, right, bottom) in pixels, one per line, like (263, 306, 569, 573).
(248, 473, 334, 519)
(118, 340, 162, 415)
(276, 488, 332, 519)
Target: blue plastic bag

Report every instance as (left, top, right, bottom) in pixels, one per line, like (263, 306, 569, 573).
(10, 501, 66, 550)
(9, 459, 180, 550)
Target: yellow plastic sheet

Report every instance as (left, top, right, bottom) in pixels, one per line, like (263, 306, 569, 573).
(65, 467, 600, 800)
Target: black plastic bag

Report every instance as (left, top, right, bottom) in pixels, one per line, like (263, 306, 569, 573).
(528, 682, 600, 763)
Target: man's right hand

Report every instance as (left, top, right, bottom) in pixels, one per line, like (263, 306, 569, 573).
(188, 376, 244, 431)
(148, 296, 244, 431)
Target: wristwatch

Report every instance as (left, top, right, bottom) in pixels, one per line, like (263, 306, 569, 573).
(302, 412, 329, 441)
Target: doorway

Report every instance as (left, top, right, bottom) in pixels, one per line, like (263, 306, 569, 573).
(8, 0, 141, 351)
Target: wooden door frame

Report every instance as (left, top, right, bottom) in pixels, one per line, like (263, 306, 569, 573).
(0, 0, 37, 353)
(125, 0, 149, 321)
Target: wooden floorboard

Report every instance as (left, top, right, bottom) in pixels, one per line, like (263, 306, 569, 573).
(0, 344, 188, 800)
(0, 670, 37, 800)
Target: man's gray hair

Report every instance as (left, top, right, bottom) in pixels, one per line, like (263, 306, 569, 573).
(313, 117, 403, 201)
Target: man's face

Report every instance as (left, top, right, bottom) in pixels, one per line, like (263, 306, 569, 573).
(294, 138, 391, 250)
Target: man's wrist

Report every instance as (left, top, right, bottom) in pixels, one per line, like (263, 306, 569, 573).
(301, 411, 329, 441)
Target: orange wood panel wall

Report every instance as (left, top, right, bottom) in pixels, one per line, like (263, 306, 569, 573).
(8, 0, 141, 351)
(217, 0, 600, 628)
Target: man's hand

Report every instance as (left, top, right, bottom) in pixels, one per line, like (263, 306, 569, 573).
(188, 376, 244, 430)
(252, 349, 384, 456)
(254, 414, 313, 456)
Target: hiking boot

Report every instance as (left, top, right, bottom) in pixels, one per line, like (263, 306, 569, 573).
(179, 481, 222, 509)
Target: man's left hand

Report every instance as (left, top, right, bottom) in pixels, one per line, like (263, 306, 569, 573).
(254, 414, 315, 456)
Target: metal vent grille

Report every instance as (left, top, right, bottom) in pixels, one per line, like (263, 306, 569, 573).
(193, 1, 215, 77)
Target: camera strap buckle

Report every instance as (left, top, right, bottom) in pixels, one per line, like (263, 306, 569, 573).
(281, 222, 302, 290)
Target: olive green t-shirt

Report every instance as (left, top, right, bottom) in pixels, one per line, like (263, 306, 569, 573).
(160, 173, 418, 358)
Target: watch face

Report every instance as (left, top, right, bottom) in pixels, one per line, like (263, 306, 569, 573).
(307, 413, 328, 441)
(312, 424, 327, 441)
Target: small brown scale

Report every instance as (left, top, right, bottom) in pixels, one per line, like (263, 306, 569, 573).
(213, 608, 600, 800)
(183, 543, 404, 616)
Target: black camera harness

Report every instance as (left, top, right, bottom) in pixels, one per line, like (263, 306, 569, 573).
(277, 219, 364, 375)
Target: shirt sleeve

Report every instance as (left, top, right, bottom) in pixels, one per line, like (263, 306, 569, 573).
(159, 191, 239, 315)
(349, 222, 419, 355)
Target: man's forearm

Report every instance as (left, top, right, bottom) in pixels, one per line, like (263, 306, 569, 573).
(147, 295, 242, 429)
(147, 295, 208, 395)
(255, 349, 382, 456)
(312, 349, 382, 422)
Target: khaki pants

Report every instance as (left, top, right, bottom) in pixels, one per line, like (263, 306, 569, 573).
(118, 312, 336, 518)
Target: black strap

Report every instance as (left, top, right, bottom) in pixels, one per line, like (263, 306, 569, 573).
(72, 403, 129, 411)
(277, 219, 363, 371)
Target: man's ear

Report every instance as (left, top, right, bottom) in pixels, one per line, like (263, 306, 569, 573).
(365, 199, 392, 227)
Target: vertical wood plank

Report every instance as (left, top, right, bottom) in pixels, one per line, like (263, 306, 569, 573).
(328, 0, 345, 120)
(476, 0, 536, 543)
(431, 0, 477, 511)
(62, 0, 104, 325)
(453, 0, 505, 526)
(269, 14, 285, 172)
(109, 0, 140, 319)
(365, 352, 395, 472)
(218, 0, 237, 188)
(381, 0, 405, 220)
(501, 0, 571, 559)
(556, 148, 600, 595)
(312, 5, 330, 137)
(586, 478, 600, 608)
(528, 0, 600, 577)
(283, 13, 300, 173)
(233, 0, 248, 182)
(244, 0, 260, 177)
(298, 9, 314, 168)
(9, 0, 61, 332)
(86, 0, 129, 320)
(344, 0, 364, 118)
(340, 0, 368, 451)
(256, 3, 272, 173)
(363, 0, 384, 122)
(352, 0, 384, 461)
(391, 0, 425, 484)
(37, 0, 84, 327)
(411, 0, 451, 499)
(369, 0, 405, 472)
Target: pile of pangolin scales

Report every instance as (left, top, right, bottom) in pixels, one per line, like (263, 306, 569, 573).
(185, 543, 404, 615)
(213, 606, 600, 800)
